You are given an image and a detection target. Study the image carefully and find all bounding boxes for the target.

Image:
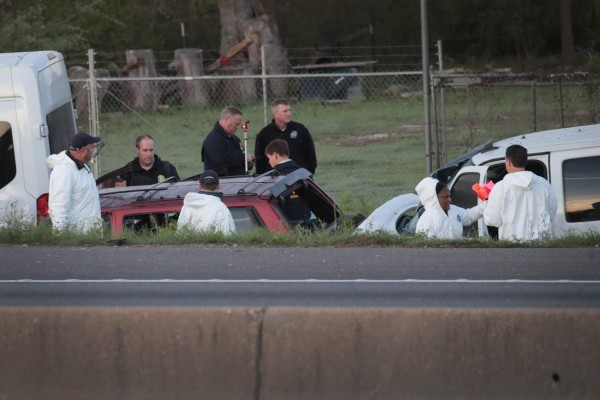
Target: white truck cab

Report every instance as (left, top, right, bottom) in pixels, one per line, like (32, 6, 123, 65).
(358, 124, 600, 238)
(0, 51, 76, 226)
(444, 124, 600, 238)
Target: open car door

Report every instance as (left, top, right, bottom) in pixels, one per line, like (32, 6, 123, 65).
(448, 166, 490, 237)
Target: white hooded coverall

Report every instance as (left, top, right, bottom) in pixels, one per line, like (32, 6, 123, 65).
(176, 192, 235, 235)
(415, 177, 485, 239)
(483, 171, 557, 241)
(46, 151, 101, 233)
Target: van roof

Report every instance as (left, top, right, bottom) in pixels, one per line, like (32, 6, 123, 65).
(433, 124, 600, 182)
(472, 124, 600, 164)
(0, 51, 63, 69)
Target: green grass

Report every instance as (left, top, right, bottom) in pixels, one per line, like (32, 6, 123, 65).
(2, 221, 599, 248)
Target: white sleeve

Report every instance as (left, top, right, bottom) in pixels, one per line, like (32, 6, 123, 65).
(48, 164, 73, 230)
(483, 183, 504, 228)
(460, 201, 486, 226)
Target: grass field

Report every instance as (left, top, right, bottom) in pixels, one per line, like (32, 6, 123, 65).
(85, 80, 600, 215)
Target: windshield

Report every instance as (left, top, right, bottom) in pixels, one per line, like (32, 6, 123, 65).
(431, 140, 494, 183)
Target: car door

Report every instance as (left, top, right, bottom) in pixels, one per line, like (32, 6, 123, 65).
(448, 166, 489, 237)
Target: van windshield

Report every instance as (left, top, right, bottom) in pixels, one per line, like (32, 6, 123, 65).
(46, 102, 75, 153)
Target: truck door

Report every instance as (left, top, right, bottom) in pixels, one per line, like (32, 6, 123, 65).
(448, 166, 489, 237)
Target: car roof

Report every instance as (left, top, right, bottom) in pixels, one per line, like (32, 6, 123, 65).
(99, 169, 316, 205)
(472, 124, 600, 164)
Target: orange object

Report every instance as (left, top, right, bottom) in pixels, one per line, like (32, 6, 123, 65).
(472, 180, 495, 200)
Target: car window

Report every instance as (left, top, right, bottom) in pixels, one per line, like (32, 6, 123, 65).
(486, 160, 547, 183)
(0, 124, 16, 190)
(451, 172, 480, 209)
(563, 156, 600, 223)
(229, 207, 264, 232)
(123, 212, 178, 233)
(121, 207, 264, 234)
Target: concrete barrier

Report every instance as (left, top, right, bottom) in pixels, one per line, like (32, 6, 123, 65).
(1, 307, 599, 399)
(0, 308, 262, 400)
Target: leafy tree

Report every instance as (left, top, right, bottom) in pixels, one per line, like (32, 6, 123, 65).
(0, 1, 88, 53)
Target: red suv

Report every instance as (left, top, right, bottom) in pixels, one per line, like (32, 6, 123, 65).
(97, 169, 342, 237)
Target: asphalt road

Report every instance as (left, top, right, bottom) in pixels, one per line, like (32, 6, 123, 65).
(1, 245, 599, 307)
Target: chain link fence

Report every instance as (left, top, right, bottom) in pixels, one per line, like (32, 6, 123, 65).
(67, 48, 600, 210)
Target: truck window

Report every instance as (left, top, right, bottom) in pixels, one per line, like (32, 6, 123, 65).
(563, 156, 600, 223)
(0, 124, 16, 189)
(46, 102, 76, 154)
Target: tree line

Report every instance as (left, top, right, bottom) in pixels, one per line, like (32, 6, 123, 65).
(1, 0, 599, 70)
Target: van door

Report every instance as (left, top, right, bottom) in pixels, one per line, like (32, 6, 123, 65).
(448, 166, 489, 237)
(0, 100, 30, 224)
(550, 148, 600, 236)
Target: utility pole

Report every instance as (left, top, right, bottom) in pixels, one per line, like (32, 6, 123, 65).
(421, 0, 432, 175)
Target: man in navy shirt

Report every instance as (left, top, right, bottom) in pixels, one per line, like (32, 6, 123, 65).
(202, 106, 255, 176)
(254, 99, 317, 174)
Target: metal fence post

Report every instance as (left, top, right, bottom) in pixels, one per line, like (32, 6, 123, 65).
(532, 80, 537, 132)
(87, 48, 100, 177)
(437, 39, 447, 165)
(421, 0, 432, 175)
(558, 77, 565, 128)
(261, 45, 268, 127)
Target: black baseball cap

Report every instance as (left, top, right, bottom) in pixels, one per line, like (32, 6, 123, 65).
(70, 132, 101, 150)
(199, 170, 219, 185)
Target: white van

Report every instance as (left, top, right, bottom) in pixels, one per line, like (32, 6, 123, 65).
(0, 51, 76, 226)
(357, 124, 600, 238)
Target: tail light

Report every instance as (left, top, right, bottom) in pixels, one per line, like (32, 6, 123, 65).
(37, 193, 50, 223)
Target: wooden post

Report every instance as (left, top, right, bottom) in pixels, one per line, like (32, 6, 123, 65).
(125, 49, 159, 112)
(68, 66, 110, 117)
(169, 49, 209, 107)
(245, 15, 289, 98)
(206, 37, 253, 73)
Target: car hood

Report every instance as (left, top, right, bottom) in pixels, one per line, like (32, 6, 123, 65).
(355, 193, 419, 234)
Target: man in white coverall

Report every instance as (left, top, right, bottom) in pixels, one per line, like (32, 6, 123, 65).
(46, 132, 102, 233)
(415, 177, 486, 239)
(176, 170, 235, 235)
(483, 144, 557, 241)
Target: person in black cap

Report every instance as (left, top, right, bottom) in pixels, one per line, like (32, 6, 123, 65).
(176, 170, 235, 235)
(46, 132, 103, 233)
(120, 135, 180, 186)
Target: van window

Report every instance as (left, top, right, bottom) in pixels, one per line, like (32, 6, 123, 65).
(46, 102, 76, 154)
(0, 124, 16, 189)
(563, 156, 600, 223)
